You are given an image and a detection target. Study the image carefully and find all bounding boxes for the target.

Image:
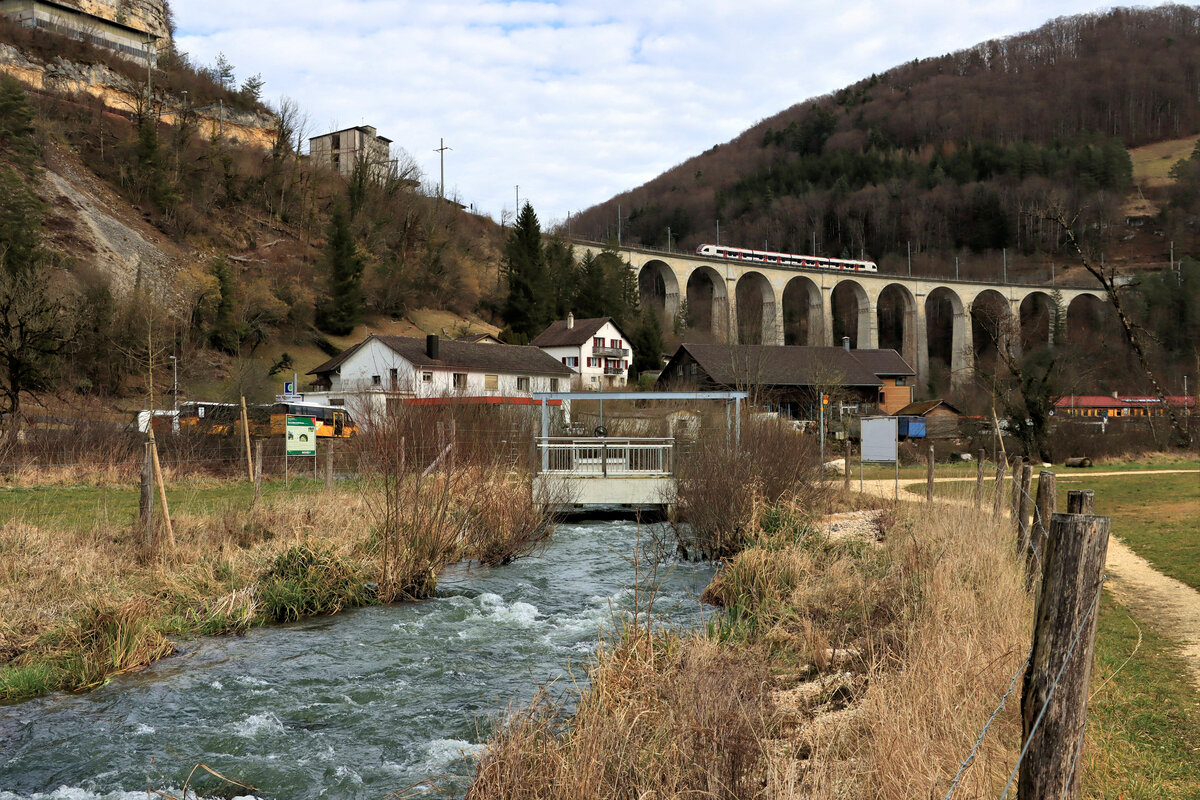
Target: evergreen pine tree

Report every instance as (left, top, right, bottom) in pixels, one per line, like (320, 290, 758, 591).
(316, 208, 365, 336)
(632, 306, 664, 375)
(501, 202, 549, 338)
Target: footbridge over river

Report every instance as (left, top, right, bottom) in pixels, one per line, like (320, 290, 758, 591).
(570, 241, 1108, 389)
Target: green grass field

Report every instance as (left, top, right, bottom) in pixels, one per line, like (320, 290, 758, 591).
(0, 477, 335, 531)
(906, 467, 1200, 591)
(1087, 594, 1200, 798)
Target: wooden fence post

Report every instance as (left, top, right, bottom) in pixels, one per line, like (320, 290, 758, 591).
(992, 459, 1008, 515)
(449, 419, 456, 474)
(1032, 470, 1057, 576)
(240, 396, 254, 482)
(149, 437, 175, 550)
(253, 439, 263, 509)
(844, 441, 852, 493)
(140, 442, 156, 551)
(926, 444, 935, 503)
(1011, 458, 1024, 530)
(325, 441, 334, 490)
(1019, 506, 1110, 800)
(1067, 490, 1094, 515)
(974, 448, 985, 508)
(1019, 462, 1034, 544)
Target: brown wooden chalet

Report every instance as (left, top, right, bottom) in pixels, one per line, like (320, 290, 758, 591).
(658, 343, 915, 416)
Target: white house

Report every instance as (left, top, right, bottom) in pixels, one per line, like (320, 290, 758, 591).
(305, 334, 573, 416)
(531, 315, 633, 389)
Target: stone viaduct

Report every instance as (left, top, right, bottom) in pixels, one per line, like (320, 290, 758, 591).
(572, 243, 1107, 390)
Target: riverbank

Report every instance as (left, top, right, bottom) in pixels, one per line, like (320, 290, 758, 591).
(0, 468, 551, 703)
(468, 495, 1033, 798)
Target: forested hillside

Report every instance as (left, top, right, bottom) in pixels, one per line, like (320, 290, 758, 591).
(571, 6, 1200, 280)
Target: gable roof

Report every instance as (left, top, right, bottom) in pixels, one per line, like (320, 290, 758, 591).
(531, 317, 631, 348)
(664, 344, 899, 388)
(848, 348, 916, 377)
(895, 399, 963, 416)
(456, 332, 503, 344)
(309, 335, 573, 377)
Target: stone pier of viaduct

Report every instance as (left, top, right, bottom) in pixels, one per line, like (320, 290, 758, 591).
(572, 243, 1107, 390)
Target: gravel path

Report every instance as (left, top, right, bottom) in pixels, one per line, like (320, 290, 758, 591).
(856, 470, 1200, 690)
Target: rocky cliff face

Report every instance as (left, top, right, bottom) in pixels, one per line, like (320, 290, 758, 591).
(61, 0, 171, 40)
(0, 44, 276, 150)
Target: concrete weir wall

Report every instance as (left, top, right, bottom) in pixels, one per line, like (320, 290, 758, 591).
(533, 475, 677, 507)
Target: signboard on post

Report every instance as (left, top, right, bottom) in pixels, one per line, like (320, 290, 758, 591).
(286, 415, 317, 457)
(861, 416, 898, 462)
(860, 415, 900, 499)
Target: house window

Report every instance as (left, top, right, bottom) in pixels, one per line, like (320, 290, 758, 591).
(329, 398, 345, 406)
(611, 339, 622, 349)
(550, 378, 560, 392)
(331, 134, 341, 150)
(895, 377, 907, 386)
(389, 368, 398, 389)
(422, 372, 433, 382)
(452, 373, 467, 390)
(371, 375, 381, 386)
(593, 337, 605, 348)
(517, 376, 530, 391)
(484, 374, 498, 391)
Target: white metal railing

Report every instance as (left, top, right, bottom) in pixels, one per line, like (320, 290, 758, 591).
(537, 437, 674, 476)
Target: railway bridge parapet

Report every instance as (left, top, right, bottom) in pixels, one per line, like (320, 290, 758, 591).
(570, 241, 1107, 390)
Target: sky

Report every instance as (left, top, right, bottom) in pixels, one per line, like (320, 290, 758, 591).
(174, 1, 1122, 226)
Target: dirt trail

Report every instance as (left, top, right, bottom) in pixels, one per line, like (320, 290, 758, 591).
(857, 470, 1200, 691)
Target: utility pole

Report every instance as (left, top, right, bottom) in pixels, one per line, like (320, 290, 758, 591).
(144, 37, 153, 111)
(907, 241, 912, 276)
(515, 185, 519, 212)
(716, 219, 720, 246)
(1003, 247, 1008, 284)
(434, 138, 451, 201)
(617, 203, 621, 246)
(955, 256, 960, 281)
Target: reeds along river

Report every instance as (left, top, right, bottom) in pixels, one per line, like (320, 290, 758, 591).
(0, 520, 715, 800)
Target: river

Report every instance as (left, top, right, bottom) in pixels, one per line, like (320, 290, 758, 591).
(0, 519, 715, 799)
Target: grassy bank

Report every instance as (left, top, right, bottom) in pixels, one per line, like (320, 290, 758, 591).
(468, 498, 1033, 798)
(0, 469, 551, 703)
(1086, 593, 1200, 798)
(910, 467, 1200, 591)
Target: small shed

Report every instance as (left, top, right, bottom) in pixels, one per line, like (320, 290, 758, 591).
(895, 399, 964, 440)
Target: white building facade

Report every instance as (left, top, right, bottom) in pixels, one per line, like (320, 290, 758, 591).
(531, 315, 632, 389)
(305, 334, 573, 417)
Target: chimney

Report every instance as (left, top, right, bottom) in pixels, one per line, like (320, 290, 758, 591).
(842, 336, 851, 351)
(426, 334, 440, 360)
(567, 312, 574, 329)
(1112, 391, 1119, 399)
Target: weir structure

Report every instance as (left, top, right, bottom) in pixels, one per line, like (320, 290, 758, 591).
(574, 242, 1108, 390)
(531, 391, 748, 510)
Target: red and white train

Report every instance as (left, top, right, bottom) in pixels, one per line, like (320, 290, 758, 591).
(696, 243, 878, 273)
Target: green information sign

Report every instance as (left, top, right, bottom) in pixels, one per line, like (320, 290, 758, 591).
(286, 414, 317, 456)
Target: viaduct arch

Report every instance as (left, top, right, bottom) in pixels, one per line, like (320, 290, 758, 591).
(592, 244, 1106, 390)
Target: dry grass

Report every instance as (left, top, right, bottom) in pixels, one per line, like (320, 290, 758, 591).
(469, 495, 1032, 800)
(0, 463, 548, 701)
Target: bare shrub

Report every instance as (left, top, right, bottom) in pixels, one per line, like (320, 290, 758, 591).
(674, 419, 820, 560)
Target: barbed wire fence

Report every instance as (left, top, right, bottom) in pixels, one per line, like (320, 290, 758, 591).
(928, 447, 1112, 800)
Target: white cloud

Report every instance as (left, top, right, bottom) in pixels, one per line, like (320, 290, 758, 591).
(172, 0, 1121, 223)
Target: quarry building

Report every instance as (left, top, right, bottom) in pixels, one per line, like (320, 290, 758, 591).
(309, 125, 393, 181)
(0, 0, 168, 63)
